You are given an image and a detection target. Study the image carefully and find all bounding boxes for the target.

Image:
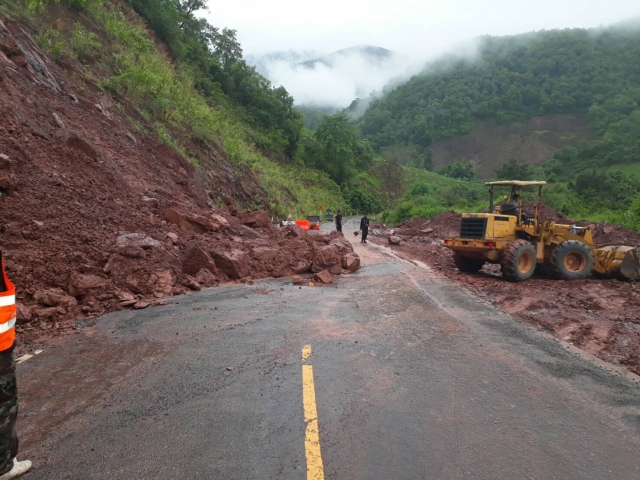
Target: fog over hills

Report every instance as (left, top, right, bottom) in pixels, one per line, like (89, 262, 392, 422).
(246, 44, 417, 109)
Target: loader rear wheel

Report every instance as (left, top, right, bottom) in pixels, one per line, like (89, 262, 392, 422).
(453, 254, 485, 273)
(500, 239, 536, 282)
(549, 240, 594, 280)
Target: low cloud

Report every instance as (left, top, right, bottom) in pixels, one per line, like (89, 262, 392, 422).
(252, 48, 420, 110)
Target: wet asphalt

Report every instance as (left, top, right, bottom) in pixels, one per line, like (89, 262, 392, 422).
(15, 222, 640, 479)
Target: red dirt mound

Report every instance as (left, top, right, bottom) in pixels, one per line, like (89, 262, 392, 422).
(0, 17, 360, 347)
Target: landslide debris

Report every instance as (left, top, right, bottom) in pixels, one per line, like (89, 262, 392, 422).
(0, 15, 360, 343)
(372, 210, 640, 375)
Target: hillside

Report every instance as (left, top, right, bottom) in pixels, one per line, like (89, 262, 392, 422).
(359, 25, 640, 175)
(0, 0, 366, 332)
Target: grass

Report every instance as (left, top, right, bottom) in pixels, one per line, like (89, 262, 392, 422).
(11, 0, 348, 216)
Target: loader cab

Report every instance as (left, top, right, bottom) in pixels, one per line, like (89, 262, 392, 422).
(486, 180, 547, 228)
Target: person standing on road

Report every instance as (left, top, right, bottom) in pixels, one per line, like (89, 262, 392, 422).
(335, 211, 343, 233)
(0, 252, 31, 480)
(360, 214, 370, 243)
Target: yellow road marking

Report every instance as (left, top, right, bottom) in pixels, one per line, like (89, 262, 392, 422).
(302, 346, 325, 480)
(302, 344, 313, 362)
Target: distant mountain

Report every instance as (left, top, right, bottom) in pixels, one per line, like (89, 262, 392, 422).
(246, 44, 414, 110)
(298, 45, 398, 69)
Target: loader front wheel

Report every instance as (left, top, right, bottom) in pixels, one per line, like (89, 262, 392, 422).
(500, 240, 536, 282)
(549, 240, 594, 280)
(453, 254, 485, 273)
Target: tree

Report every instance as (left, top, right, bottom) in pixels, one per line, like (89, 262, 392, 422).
(315, 114, 360, 184)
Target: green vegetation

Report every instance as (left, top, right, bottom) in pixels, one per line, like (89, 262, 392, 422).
(7, 0, 351, 215)
(358, 25, 640, 231)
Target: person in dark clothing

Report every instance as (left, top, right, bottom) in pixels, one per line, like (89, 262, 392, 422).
(500, 193, 520, 217)
(360, 214, 369, 243)
(335, 211, 343, 233)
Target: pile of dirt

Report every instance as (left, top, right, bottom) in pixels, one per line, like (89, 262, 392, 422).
(0, 17, 359, 345)
(395, 211, 462, 238)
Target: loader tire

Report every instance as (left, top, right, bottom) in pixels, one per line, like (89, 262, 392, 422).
(500, 239, 536, 282)
(549, 240, 594, 280)
(453, 254, 484, 273)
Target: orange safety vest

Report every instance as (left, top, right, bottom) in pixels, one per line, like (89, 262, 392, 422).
(0, 256, 16, 352)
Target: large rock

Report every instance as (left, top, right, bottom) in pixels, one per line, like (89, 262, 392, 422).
(341, 253, 361, 273)
(33, 288, 77, 309)
(292, 275, 305, 285)
(238, 210, 269, 228)
(68, 272, 109, 297)
(116, 233, 161, 250)
(195, 268, 217, 286)
(211, 249, 249, 279)
(152, 269, 175, 297)
(251, 247, 278, 261)
(183, 244, 218, 276)
(311, 245, 341, 273)
(329, 237, 354, 256)
(313, 270, 333, 284)
(328, 263, 342, 275)
(389, 236, 402, 246)
(285, 225, 308, 238)
(163, 208, 229, 233)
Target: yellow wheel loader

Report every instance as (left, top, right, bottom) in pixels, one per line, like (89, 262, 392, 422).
(443, 181, 640, 282)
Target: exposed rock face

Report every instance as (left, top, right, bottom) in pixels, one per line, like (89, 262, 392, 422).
(211, 249, 249, 279)
(313, 270, 333, 284)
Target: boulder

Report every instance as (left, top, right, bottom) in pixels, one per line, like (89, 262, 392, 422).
(16, 304, 33, 324)
(66, 135, 98, 160)
(341, 253, 361, 273)
(195, 268, 217, 286)
(116, 233, 161, 250)
(183, 244, 218, 276)
(33, 306, 65, 319)
(251, 247, 278, 261)
(328, 263, 342, 275)
(211, 249, 249, 279)
(313, 270, 333, 284)
(162, 208, 229, 233)
(311, 245, 341, 273)
(292, 262, 311, 274)
(152, 269, 175, 296)
(181, 275, 202, 291)
(166, 232, 180, 245)
(329, 237, 353, 256)
(238, 210, 269, 228)
(389, 236, 402, 246)
(133, 301, 150, 310)
(33, 288, 77, 309)
(68, 272, 109, 297)
(119, 247, 147, 259)
(285, 225, 308, 238)
(291, 275, 305, 285)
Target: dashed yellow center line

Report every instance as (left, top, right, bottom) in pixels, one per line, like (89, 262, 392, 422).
(302, 344, 325, 480)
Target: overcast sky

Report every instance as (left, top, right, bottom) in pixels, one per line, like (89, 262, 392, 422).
(202, 0, 640, 57)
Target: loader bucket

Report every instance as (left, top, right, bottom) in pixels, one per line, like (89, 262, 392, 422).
(620, 246, 640, 280)
(596, 245, 640, 280)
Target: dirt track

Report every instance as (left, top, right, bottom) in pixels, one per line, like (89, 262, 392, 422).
(371, 213, 640, 375)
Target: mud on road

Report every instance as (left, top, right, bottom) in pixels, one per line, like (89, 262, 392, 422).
(371, 212, 640, 376)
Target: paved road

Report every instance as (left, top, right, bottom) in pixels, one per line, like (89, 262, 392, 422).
(16, 228, 640, 479)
